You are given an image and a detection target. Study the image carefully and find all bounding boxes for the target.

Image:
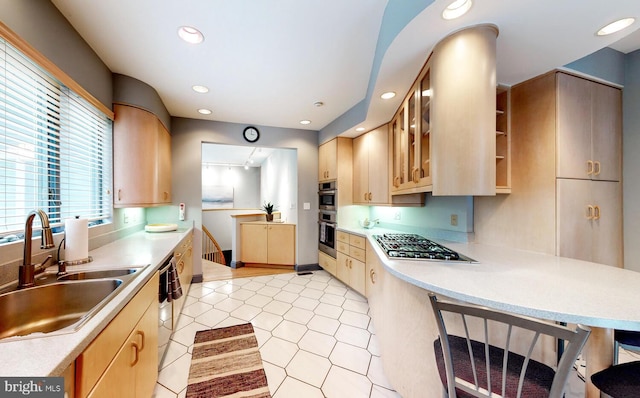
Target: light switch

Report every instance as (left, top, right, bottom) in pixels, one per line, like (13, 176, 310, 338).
(303, 202, 311, 210)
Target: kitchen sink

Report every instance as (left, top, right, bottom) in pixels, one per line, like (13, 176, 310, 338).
(0, 279, 123, 340)
(57, 268, 140, 281)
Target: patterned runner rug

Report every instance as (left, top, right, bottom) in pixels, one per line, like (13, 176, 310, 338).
(186, 323, 271, 398)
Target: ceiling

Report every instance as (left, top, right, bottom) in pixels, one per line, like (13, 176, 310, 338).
(52, 0, 640, 138)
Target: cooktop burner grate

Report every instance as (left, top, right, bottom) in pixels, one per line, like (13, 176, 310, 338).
(373, 233, 474, 262)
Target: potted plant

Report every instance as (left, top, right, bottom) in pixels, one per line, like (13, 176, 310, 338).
(262, 201, 277, 222)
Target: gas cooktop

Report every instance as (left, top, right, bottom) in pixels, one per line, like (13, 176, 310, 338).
(373, 233, 475, 262)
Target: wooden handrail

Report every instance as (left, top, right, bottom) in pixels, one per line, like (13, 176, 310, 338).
(202, 225, 226, 266)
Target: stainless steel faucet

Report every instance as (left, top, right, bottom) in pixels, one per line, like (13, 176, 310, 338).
(18, 209, 55, 289)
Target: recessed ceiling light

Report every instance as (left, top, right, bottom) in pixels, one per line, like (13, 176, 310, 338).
(300, 120, 311, 125)
(198, 108, 212, 115)
(597, 18, 636, 36)
(192, 85, 209, 93)
(356, 127, 366, 132)
(381, 91, 396, 100)
(314, 101, 324, 107)
(178, 26, 204, 44)
(442, 0, 473, 20)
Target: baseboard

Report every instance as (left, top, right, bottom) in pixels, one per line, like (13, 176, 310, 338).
(192, 273, 203, 283)
(295, 263, 322, 273)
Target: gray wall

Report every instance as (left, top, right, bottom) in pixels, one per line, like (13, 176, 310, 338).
(0, 0, 112, 108)
(623, 50, 640, 272)
(160, 118, 319, 276)
(113, 73, 171, 129)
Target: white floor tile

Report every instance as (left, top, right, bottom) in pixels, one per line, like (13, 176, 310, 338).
(368, 334, 381, 357)
(252, 311, 284, 331)
(263, 361, 287, 396)
(272, 319, 308, 343)
(293, 296, 320, 310)
(230, 303, 262, 321)
(283, 306, 316, 325)
(260, 336, 299, 367)
(306, 280, 329, 291)
(214, 283, 242, 294)
(274, 290, 300, 303)
(339, 310, 371, 329)
(153, 381, 178, 398)
(157, 352, 192, 394)
(308, 314, 341, 335)
(266, 278, 289, 288)
(330, 341, 372, 375)
(281, 283, 306, 293)
(335, 324, 371, 348)
(227, 288, 256, 301)
(257, 285, 281, 297)
(160, 340, 189, 370)
(170, 321, 210, 347)
(245, 293, 273, 308)
(320, 293, 346, 306)
(300, 287, 325, 300)
(299, 330, 337, 357)
(180, 301, 213, 318)
(263, 300, 293, 316)
(325, 285, 349, 296)
(241, 281, 267, 291)
(194, 308, 231, 327)
(368, 355, 394, 390)
(370, 385, 403, 398)
(343, 298, 370, 314)
(322, 365, 372, 398)
(213, 297, 244, 312)
(274, 377, 324, 398)
(314, 302, 344, 319)
(198, 291, 228, 306)
(286, 350, 332, 388)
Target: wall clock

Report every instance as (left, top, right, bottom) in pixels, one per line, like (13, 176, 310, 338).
(243, 126, 260, 143)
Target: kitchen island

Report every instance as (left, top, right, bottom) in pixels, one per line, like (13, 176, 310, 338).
(339, 227, 640, 398)
(0, 226, 193, 383)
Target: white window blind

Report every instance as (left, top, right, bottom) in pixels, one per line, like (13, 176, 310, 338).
(0, 37, 112, 234)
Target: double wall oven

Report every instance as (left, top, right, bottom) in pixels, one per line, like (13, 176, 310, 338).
(318, 181, 337, 258)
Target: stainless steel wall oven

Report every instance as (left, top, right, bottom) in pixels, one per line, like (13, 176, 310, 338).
(318, 181, 337, 211)
(318, 210, 337, 258)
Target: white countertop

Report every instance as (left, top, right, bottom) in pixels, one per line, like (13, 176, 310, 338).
(341, 226, 640, 331)
(0, 227, 193, 377)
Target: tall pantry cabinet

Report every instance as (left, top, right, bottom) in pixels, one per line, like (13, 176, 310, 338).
(474, 70, 623, 267)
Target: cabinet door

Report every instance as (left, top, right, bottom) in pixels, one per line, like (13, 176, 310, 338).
(591, 83, 622, 182)
(557, 179, 592, 263)
(349, 257, 366, 296)
(591, 181, 622, 267)
(336, 252, 350, 284)
(241, 224, 268, 263)
(352, 134, 369, 204)
(319, 251, 337, 276)
(113, 105, 158, 206)
(367, 126, 390, 204)
(556, 73, 594, 180)
(134, 303, 159, 398)
(267, 224, 295, 265)
(156, 120, 172, 203)
(319, 139, 337, 181)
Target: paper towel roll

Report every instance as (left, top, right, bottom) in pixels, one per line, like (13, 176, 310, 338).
(65, 217, 89, 262)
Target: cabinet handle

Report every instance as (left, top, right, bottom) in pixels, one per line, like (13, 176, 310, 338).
(178, 260, 185, 273)
(412, 167, 420, 183)
(593, 205, 601, 220)
(368, 192, 372, 201)
(136, 330, 145, 351)
(349, 259, 353, 269)
(369, 269, 376, 284)
(118, 189, 122, 201)
(364, 192, 368, 201)
(593, 161, 601, 176)
(587, 160, 594, 175)
(586, 205, 595, 220)
(131, 342, 140, 366)
(393, 176, 401, 188)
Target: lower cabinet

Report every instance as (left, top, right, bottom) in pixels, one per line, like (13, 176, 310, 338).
(318, 250, 337, 276)
(241, 222, 296, 266)
(173, 232, 193, 326)
(75, 273, 159, 398)
(335, 231, 366, 296)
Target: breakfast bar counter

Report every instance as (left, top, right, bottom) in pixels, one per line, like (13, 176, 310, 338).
(340, 227, 640, 397)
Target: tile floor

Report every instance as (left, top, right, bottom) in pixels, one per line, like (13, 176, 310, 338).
(153, 270, 401, 397)
(152, 270, 597, 398)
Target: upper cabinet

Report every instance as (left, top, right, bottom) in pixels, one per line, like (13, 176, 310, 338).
(556, 73, 622, 182)
(113, 104, 172, 208)
(353, 125, 390, 205)
(390, 24, 499, 196)
(318, 137, 353, 207)
(496, 85, 512, 193)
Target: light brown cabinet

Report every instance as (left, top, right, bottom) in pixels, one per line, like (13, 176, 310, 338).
(557, 73, 622, 182)
(496, 85, 512, 193)
(474, 70, 623, 267)
(172, 232, 193, 325)
(318, 250, 337, 276)
(336, 231, 365, 296)
(113, 104, 172, 207)
(241, 222, 296, 266)
(76, 272, 159, 398)
(318, 137, 353, 209)
(390, 24, 498, 196)
(353, 125, 390, 205)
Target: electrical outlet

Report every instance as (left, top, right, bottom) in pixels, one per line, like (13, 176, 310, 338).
(123, 213, 129, 224)
(394, 211, 401, 220)
(450, 214, 458, 226)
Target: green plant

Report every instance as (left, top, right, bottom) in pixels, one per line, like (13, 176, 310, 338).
(262, 201, 277, 214)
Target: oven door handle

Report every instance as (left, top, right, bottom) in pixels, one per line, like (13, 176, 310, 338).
(318, 190, 337, 195)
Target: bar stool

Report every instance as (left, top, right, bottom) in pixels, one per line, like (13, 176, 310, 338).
(591, 361, 640, 398)
(429, 293, 591, 398)
(613, 330, 640, 364)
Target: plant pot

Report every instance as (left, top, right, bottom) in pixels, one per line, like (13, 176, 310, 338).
(266, 214, 274, 222)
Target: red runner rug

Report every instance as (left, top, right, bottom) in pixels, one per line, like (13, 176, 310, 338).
(186, 323, 271, 398)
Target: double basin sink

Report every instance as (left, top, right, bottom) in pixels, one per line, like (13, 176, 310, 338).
(0, 267, 143, 341)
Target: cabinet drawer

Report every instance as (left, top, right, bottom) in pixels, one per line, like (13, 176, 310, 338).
(349, 235, 366, 249)
(318, 251, 337, 276)
(337, 231, 350, 244)
(350, 246, 366, 263)
(336, 241, 349, 255)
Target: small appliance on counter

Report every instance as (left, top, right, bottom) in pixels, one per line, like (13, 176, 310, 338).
(145, 223, 178, 233)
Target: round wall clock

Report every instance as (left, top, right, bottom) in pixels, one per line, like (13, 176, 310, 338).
(243, 126, 260, 143)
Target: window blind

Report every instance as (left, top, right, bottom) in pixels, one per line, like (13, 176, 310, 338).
(0, 37, 112, 234)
